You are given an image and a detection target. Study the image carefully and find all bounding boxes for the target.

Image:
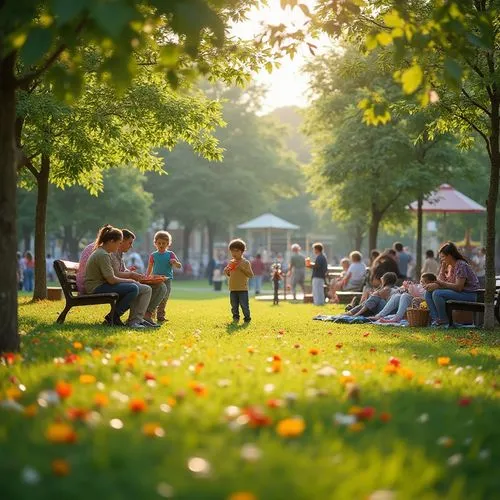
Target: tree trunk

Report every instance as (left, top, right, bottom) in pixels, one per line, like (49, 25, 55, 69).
(368, 209, 381, 252)
(182, 224, 193, 263)
(353, 224, 363, 251)
(63, 224, 79, 261)
(0, 53, 20, 352)
(33, 154, 50, 300)
(484, 94, 499, 329)
(163, 213, 169, 230)
(415, 194, 423, 279)
(207, 220, 216, 262)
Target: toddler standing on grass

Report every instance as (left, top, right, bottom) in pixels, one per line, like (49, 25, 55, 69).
(146, 231, 182, 322)
(224, 239, 254, 323)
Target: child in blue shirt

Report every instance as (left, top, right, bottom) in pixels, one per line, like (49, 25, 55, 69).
(146, 231, 182, 322)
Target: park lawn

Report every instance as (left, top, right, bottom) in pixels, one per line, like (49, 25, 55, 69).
(1, 294, 499, 500)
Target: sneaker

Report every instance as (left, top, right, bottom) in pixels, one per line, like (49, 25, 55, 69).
(127, 322, 146, 329)
(157, 317, 167, 323)
(141, 319, 160, 328)
(243, 318, 251, 323)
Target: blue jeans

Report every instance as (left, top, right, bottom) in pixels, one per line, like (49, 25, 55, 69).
(93, 282, 139, 317)
(23, 268, 34, 291)
(230, 291, 251, 321)
(377, 293, 413, 321)
(425, 289, 477, 323)
(253, 275, 263, 294)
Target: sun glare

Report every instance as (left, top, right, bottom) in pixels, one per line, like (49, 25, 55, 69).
(231, 0, 329, 113)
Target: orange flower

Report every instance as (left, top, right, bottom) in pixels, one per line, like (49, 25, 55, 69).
(188, 381, 207, 396)
(66, 407, 89, 421)
(142, 422, 165, 437)
(167, 397, 177, 407)
(399, 367, 415, 380)
(438, 357, 451, 366)
(64, 354, 80, 364)
(91, 349, 102, 358)
(55, 380, 72, 399)
(73, 341, 83, 350)
(380, 412, 392, 423)
(144, 372, 156, 381)
(129, 398, 147, 413)
(348, 422, 365, 432)
(469, 348, 479, 356)
(335, 343, 343, 349)
(94, 393, 109, 407)
(195, 362, 205, 374)
(272, 354, 282, 361)
(6, 387, 22, 400)
(308, 348, 319, 356)
(271, 360, 282, 373)
(247, 346, 255, 354)
(244, 406, 272, 428)
(266, 399, 284, 409)
(276, 417, 305, 437)
(46, 423, 77, 443)
(228, 493, 257, 500)
(383, 365, 398, 375)
(24, 404, 38, 417)
(79, 374, 96, 384)
(339, 374, 355, 385)
(51, 459, 71, 476)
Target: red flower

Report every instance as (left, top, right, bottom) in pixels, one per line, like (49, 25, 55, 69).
(129, 398, 147, 413)
(358, 407, 376, 421)
(66, 408, 89, 421)
(55, 381, 73, 399)
(388, 357, 401, 367)
(380, 412, 392, 423)
(2, 352, 16, 365)
(244, 406, 272, 427)
(64, 354, 80, 364)
(266, 399, 284, 409)
(458, 397, 472, 407)
(144, 372, 156, 381)
(272, 354, 282, 361)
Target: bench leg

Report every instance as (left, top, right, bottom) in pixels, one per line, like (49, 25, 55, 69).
(109, 301, 117, 325)
(57, 304, 72, 324)
(446, 304, 454, 327)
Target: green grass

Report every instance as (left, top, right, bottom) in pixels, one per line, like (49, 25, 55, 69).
(1, 291, 499, 500)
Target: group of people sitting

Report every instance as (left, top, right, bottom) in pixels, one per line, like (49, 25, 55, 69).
(75, 225, 181, 328)
(338, 242, 480, 326)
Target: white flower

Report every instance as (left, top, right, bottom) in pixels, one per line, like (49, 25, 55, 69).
(21, 466, 40, 485)
(447, 454, 463, 467)
(334, 413, 357, 426)
(416, 413, 429, 423)
(316, 365, 337, 377)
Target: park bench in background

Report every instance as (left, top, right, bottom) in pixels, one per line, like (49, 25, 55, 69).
(446, 277, 500, 327)
(53, 260, 119, 324)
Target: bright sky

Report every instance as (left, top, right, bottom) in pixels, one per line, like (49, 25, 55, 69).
(232, 0, 329, 112)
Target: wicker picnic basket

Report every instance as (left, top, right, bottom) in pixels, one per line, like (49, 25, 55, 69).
(406, 308, 430, 327)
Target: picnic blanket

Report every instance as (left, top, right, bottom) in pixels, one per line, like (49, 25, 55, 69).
(313, 314, 371, 324)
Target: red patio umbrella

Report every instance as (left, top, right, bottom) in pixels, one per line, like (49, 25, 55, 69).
(409, 184, 486, 276)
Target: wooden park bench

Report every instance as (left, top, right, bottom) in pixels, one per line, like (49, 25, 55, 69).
(446, 279, 500, 327)
(54, 260, 119, 324)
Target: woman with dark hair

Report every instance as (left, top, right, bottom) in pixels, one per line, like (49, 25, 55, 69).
(84, 227, 140, 327)
(424, 242, 480, 326)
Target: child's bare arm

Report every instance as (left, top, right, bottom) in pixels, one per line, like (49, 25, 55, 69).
(146, 256, 153, 276)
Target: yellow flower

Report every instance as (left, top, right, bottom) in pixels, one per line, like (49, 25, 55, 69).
(419, 301, 428, 310)
(469, 348, 479, 356)
(142, 422, 165, 437)
(79, 374, 96, 384)
(348, 422, 365, 432)
(348, 406, 363, 416)
(339, 375, 356, 385)
(159, 375, 170, 386)
(6, 387, 22, 400)
(399, 367, 415, 380)
(383, 364, 398, 375)
(73, 341, 83, 350)
(276, 417, 305, 438)
(228, 492, 257, 500)
(437, 357, 450, 366)
(45, 423, 77, 443)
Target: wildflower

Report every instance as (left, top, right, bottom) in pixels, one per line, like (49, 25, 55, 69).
(276, 417, 306, 437)
(5, 387, 22, 400)
(129, 398, 147, 413)
(309, 348, 319, 356)
(94, 393, 109, 407)
(79, 374, 96, 384)
(438, 357, 451, 366)
(388, 357, 400, 367)
(45, 423, 77, 443)
(55, 381, 72, 399)
(458, 397, 472, 407)
(144, 372, 156, 381)
(51, 459, 70, 476)
(142, 422, 165, 437)
(73, 342, 83, 350)
(188, 381, 207, 396)
(348, 422, 365, 432)
(383, 364, 398, 375)
(380, 412, 392, 423)
(244, 406, 272, 428)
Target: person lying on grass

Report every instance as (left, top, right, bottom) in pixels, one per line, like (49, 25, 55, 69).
(370, 273, 437, 324)
(346, 272, 398, 317)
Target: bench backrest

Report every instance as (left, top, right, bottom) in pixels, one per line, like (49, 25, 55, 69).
(54, 260, 79, 299)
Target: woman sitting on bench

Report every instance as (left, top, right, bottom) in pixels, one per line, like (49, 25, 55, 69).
(84, 226, 140, 327)
(423, 242, 480, 326)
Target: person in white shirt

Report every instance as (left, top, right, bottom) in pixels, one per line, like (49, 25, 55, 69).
(329, 251, 367, 303)
(421, 249, 440, 276)
(473, 247, 486, 287)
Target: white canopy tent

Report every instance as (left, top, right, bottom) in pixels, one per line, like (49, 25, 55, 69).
(237, 213, 300, 256)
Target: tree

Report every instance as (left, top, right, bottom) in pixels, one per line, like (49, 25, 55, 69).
(0, 0, 266, 351)
(304, 48, 469, 252)
(146, 86, 296, 261)
(50, 168, 152, 259)
(17, 61, 223, 301)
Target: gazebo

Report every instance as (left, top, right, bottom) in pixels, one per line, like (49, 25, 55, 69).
(237, 213, 300, 256)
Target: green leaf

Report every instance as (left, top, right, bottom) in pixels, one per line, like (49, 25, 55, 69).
(401, 64, 423, 94)
(159, 44, 180, 68)
(444, 58, 462, 88)
(376, 32, 393, 46)
(51, 0, 87, 25)
(19, 28, 54, 67)
(92, 2, 135, 37)
(265, 62, 273, 74)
